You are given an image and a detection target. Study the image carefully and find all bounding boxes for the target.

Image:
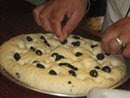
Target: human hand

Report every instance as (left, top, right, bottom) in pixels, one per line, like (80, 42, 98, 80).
(101, 17, 130, 58)
(33, 0, 88, 41)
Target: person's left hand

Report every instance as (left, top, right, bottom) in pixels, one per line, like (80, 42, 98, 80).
(101, 17, 130, 58)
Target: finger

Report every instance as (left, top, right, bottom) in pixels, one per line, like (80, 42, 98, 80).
(33, 5, 45, 26)
(63, 12, 84, 40)
(103, 32, 129, 54)
(101, 27, 120, 53)
(122, 43, 130, 58)
(108, 37, 121, 54)
(50, 11, 66, 41)
(39, 5, 54, 32)
(40, 16, 53, 32)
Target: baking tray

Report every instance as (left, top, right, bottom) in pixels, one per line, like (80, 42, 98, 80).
(0, 60, 129, 98)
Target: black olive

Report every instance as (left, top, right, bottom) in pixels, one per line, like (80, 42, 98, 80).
(44, 40, 50, 47)
(75, 52, 83, 57)
(14, 53, 21, 61)
(69, 70, 76, 77)
(96, 53, 105, 60)
(105, 52, 111, 56)
(40, 35, 46, 40)
(30, 46, 36, 52)
(61, 40, 67, 45)
(51, 53, 64, 61)
(36, 63, 45, 69)
(95, 66, 101, 69)
(73, 35, 80, 39)
(102, 66, 111, 73)
(59, 63, 67, 66)
(58, 63, 78, 71)
(89, 70, 98, 77)
(71, 41, 80, 47)
(35, 50, 42, 56)
(68, 81, 72, 84)
(51, 53, 58, 57)
(49, 70, 57, 75)
(56, 55, 64, 61)
(67, 64, 78, 71)
(26, 36, 33, 41)
(91, 44, 98, 48)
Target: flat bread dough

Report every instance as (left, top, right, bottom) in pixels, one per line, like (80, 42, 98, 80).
(0, 33, 126, 95)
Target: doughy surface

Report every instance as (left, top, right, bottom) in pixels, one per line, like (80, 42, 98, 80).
(0, 33, 126, 95)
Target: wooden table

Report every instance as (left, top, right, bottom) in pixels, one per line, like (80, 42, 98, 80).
(0, 0, 130, 98)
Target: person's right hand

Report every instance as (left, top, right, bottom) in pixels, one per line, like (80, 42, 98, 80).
(101, 17, 130, 58)
(33, 0, 88, 41)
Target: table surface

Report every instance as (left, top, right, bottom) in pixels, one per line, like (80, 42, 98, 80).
(0, 0, 130, 98)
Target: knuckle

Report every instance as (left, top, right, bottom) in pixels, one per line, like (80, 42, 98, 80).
(51, 18, 59, 24)
(39, 13, 47, 20)
(51, 19, 57, 24)
(109, 40, 120, 54)
(33, 8, 38, 14)
(33, 7, 37, 13)
(33, 6, 41, 14)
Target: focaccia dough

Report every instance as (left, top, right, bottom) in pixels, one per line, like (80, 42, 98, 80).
(0, 33, 126, 95)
